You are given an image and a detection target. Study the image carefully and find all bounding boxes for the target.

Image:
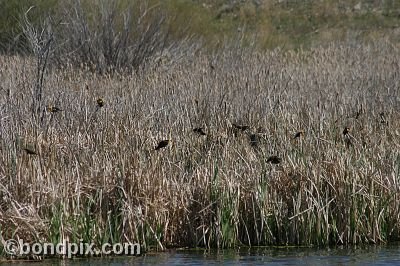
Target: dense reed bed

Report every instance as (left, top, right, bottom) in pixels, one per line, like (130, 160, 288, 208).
(0, 41, 400, 255)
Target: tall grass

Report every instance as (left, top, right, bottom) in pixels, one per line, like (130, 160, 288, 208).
(0, 39, 400, 258)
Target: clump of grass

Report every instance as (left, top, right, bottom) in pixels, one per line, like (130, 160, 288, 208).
(0, 39, 400, 260)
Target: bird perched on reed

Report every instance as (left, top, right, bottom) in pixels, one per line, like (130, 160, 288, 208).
(341, 126, 354, 148)
(343, 127, 350, 136)
(193, 127, 206, 136)
(155, 140, 170, 150)
(97, 98, 105, 108)
(47, 105, 62, 113)
(267, 155, 282, 164)
(232, 123, 249, 131)
(293, 131, 304, 139)
(249, 133, 258, 147)
(209, 63, 215, 71)
(23, 147, 37, 155)
(380, 112, 388, 125)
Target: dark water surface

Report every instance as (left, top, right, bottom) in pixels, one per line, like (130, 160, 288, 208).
(5, 245, 400, 265)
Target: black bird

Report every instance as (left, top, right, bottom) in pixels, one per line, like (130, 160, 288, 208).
(232, 123, 249, 131)
(47, 105, 62, 113)
(97, 98, 105, 108)
(23, 147, 37, 155)
(155, 140, 170, 150)
(293, 131, 304, 139)
(380, 112, 388, 125)
(343, 127, 350, 136)
(267, 156, 282, 164)
(249, 134, 258, 147)
(193, 127, 206, 136)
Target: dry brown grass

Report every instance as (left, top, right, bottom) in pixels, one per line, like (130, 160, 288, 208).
(0, 40, 400, 254)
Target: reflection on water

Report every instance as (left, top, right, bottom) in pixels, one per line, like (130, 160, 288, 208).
(5, 245, 400, 266)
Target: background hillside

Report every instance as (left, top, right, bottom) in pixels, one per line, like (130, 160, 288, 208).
(1, 0, 399, 53)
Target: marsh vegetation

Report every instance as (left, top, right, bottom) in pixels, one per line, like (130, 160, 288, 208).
(0, 0, 400, 260)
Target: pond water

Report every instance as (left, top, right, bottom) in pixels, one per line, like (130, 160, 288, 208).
(6, 245, 400, 265)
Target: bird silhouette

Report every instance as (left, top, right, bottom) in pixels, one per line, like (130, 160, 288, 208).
(343, 127, 350, 136)
(155, 140, 170, 150)
(23, 147, 37, 155)
(193, 127, 206, 136)
(267, 156, 282, 164)
(249, 134, 258, 147)
(232, 123, 249, 131)
(380, 112, 388, 125)
(293, 131, 304, 139)
(47, 105, 62, 113)
(97, 98, 105, 108)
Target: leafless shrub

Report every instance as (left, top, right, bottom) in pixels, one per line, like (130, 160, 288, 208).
(51, 0, 185, 74)
(20, 6, 55, 124)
